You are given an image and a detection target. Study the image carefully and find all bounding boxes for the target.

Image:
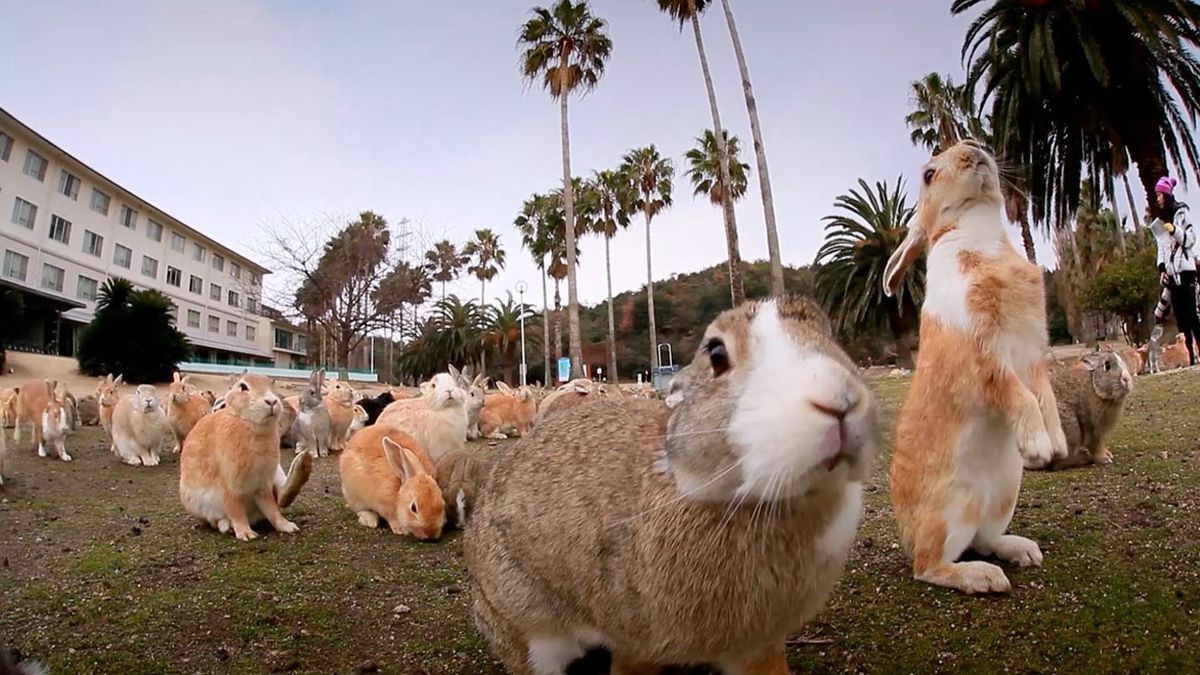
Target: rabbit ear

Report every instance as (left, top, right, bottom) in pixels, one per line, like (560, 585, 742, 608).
(447, 365, 463, 382)
(173, 372, 182, 384)
(496, 382, 512, 394)
(114, 374, 124, 386)
(382, 437, 421, 482)
(884, 223, 926, 298)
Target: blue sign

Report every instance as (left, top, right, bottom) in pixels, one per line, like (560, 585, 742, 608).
(557, 357, 571, 383)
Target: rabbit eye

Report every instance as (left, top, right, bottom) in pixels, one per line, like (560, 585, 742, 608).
(707, 339, 730, 377)
(238, 382, 249, 392)
(923, 168, 935, 185)
(410, 502, 418, 514)
(1104, 361, 1111, 371)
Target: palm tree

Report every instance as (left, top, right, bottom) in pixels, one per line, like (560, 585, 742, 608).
(424, 240, 469, 302)
(655, 0, 745, 305)
(482, 292, 538, 384)
(904, 72, 1038, 262)
(814, 178, 923, 368)
(620, 145, 674, 372)
(955, 0, 1200, 223)
(547, 178, 594, 374)
(685, 128, 750, 304)
(586, 168, 635, 382)
(463, 229, 507, 308)
(716, 0, 783, 296)
(519, 0, 613, 379)
(514, 193, 556, 383)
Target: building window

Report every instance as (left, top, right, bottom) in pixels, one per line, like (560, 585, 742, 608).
(11, 197, 37, 228)
(0, 132, 12, 162)
(188, 274, 202, 294)
(58, 171, 81, 200)
(41, 263, 65, 292)
(274, 329, 293, 350)
(90, 188, 110, 215)
(166, 266, 182, 287)
(211, 252, 224, 272)
(119, 205, 138, 229)
(207, 315, 220, 333)
(187, 309, 201, 328)
(296, 334, 307, 352)
(230, 262, 241, 280)
(227, 290, 239, 308)
(113, 243, 132, 269)
(226, 320, 238, 337)
(82, 230, 103, 257)
(193, 244, 207, 263)
(249, 273, 260, 287)
(246, 296, 258, 314)
(3, 250, 29, 281)
(246, 325, 256, 342)
(163, 231, 182, 252)
(146, 220, 163, 242)
(141, 256, 159, 279)
(48, 215, 72, 245)
(210, 283, 222, 301)
(77, 275, 98, 301)
(23, 150, 47, 181)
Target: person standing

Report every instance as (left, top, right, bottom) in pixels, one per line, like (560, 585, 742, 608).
(1151, 176, 1198, 366)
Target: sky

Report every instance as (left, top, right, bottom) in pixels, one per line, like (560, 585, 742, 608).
(0, 1, 1149, 313)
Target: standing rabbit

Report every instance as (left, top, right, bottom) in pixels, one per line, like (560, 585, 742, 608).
(112, 384, 169, 467)
(1047, 351, 1133, 469)
(292, 368, 332, 458)
(338, 424, 445, 540)
(1140, 325, 1165, 374)
(166, 372, 210, 453)
(15, 380, 72, 462)
(450, 367, 488, 441)
(96, 374, 123, 440)
(179, 373, 312, 541)
(479, 383, 538, 439)
(465, 296, 880, 674)
(324, 379, 356, 452)
(882, 141, 1069, 595)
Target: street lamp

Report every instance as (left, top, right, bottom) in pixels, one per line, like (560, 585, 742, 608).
(515, 280, 528, 386)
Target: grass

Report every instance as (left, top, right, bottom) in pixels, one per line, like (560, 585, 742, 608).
(2, 371, 1198, 673)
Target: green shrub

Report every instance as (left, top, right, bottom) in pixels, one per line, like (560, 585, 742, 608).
(77, 278, 190, 382)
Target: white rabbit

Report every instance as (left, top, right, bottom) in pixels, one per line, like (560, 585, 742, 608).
(375, 372, 467, 463)
(111, 385, 169, 467)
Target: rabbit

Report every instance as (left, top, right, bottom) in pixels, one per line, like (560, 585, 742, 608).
(179, 373, 312, 541)
(166, 372, 210, 453)
(75, 394, 100, 426)
(478, 382, 537, 439)
(1113, 345, 1141, 378)
(1142, 321, 1161, 372)
(450, 366, 489, 441)
(534, 378, 596, 425)
(1046, 350, 1133, 469)
(57, 385, 79, 431)
(292, 368, 333, 458)
(15, 380, 72, 462)
(465, 296, 880, 674)
(1, 387, 18, 428)
(1161, 332, 1191, 370)
(349, 403, 369, 437)
(435, 449, 487, 529)
(338, 424, 445, 540)
(278, 396, 299, 448)
(882, 141, 1070, 596)
(200, 389, 217, 407)
(111, 384, 169, 467)
(96, 374, 123, 439)
(324, 378, 357, 452)
(375, 372, 468, 463)
(355, 390, 396, 426)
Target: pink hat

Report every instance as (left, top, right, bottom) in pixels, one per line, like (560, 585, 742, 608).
(1156, 176, 1177, 195)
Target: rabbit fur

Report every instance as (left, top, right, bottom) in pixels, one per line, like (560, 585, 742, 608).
(111, 384, 169, 467)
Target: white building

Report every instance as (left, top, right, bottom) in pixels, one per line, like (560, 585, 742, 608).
(0, 107, 274, 365)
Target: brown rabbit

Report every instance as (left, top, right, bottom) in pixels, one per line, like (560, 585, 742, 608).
(338, 424, 444, 540)
(96, 374, 123, 439)
(1047, 350, 1133, 469)
(179, 373, 312, 541)
(15, 380, 72, 462)
(435, 449, 487, 529)
(883, 141, 1069, 595)
(478, 382, 537, 439)
(465, 296, 880, 674)
(166, 372, 210, 453)
(324, 379, 356, 452)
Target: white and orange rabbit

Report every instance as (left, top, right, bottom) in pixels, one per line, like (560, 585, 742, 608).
(883, 141, 1069, 595)
(179, 373, 311, 541)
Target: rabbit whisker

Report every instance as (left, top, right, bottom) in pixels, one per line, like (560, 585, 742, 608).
(606, 455, 745, 528)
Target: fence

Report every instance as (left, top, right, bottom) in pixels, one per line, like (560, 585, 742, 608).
(179, 361, 379, 383)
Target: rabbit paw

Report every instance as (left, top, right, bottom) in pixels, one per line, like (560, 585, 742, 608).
(234, 527, 259, 541)
(274, 519, 299, 534)
(1019, 429, 1054, 468)
(1049, 428, 1069, 460)
(1095, 449, 1113, 465)
(986, 535, 1043, 568)
(955, 561, 1012, 595)
(60, 452, 72, 462)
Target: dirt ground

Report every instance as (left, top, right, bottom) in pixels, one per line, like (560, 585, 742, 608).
(2, 370, 1199, 674)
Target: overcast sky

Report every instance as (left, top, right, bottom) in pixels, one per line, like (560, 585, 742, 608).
(2, 1, 1140, 311)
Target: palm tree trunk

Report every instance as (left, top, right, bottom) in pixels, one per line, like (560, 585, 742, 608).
(719, 0, 782, 297)
(540, 262, 551, 386)
(1018, 217, 1037, 264)
(689, 9, 745, 307)
(559, 58, 584, 380)
(1122, 172, 1143, 232)
(479, 278, 487, 377)
(441, 280, 446, 303)
(604, 234, 618, 384)
(645, 206, 659, 373)
(553, 277, 563, 376)
(1108, 172, 1127, 256)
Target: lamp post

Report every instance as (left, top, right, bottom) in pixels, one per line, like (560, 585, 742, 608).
(516, 281, 528, 386)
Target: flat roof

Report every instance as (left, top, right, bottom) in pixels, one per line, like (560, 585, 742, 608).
(0, 278, 87, 310)
(0, 106, 271, 276)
